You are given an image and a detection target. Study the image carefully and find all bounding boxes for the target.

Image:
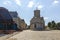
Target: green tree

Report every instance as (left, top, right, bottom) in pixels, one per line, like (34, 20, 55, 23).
(56, 22, 60, 30)
(48, 21, 57, 30)
(51, 21, 57, 30)
(48, 22, 52, 29)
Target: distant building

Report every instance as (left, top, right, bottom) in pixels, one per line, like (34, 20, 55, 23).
(9, 11, 20, 29)
(0, 7, 18, 31)
(9, 11, 18, 18)
(0, 7, 27, 33)
(9, 11, 27, 30)
(30, 9, 45, 30)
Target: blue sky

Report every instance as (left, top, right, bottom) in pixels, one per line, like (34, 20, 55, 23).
(0, 0, 60, 25)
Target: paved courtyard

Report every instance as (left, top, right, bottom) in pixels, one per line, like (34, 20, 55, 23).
(0, 32, 19, 40)
(7, 30, 60, 40)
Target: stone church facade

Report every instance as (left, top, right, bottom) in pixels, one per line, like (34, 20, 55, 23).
(30, 9, 45, 30)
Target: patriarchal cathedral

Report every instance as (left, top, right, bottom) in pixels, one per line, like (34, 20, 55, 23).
(30, 9, 45, 30)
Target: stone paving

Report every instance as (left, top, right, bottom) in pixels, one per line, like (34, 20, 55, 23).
(7, 30, 60, 40)
(0, 32, 19, 40)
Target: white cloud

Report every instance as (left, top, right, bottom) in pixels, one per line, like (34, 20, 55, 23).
(27, 1, 34, 8)
(47, 0, 59, 8)
(3, 1, 12, 5)
(44, 17, 49, 20)
(53, 0, 59, 5)
(38, 5, 44, 9)
(15, 0, 21, 6)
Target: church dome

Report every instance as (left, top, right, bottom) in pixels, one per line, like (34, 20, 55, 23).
(0, 7, 13, 23)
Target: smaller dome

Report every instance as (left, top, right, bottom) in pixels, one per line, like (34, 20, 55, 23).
(0, 7, 8, 12)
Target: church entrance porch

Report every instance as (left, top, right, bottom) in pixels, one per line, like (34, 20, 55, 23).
(34, 23, 43, 30)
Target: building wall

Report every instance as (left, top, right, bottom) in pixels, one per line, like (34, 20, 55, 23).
(20, 19, 27, 30)
(13, 18, 20, 29)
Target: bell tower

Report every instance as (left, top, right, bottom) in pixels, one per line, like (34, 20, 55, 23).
(34, 8, 40, 18)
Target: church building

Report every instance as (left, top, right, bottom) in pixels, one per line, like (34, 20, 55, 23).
(30, 9, 45, 30)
